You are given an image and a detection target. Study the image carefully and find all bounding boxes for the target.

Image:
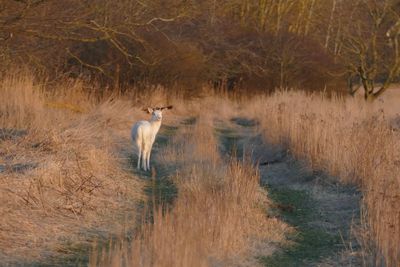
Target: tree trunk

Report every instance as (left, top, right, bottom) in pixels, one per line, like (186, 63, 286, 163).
(304, 0, 316, 36)
(276, 0, 282, 35)
(365, 92, 376, 102)
(258, 0, 267, 31)
(325, 0, 337, 49)
(363, 80, 377, 102)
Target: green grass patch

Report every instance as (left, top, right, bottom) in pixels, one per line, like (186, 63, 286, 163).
(262, 186, 341, 267)
(214, 127, 245, 158)
(180, 116, 197, 125)
(230, 117, 258, 127)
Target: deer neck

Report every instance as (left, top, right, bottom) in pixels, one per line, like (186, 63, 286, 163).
(149, 119, 162, 133)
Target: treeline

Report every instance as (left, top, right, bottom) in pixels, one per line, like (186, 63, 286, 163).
(1, 0, 399, 97)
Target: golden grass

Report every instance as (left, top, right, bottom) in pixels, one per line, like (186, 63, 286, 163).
(0, 75, 144, 263)
(92, 115, 288, 267)
(2, 72, 399, 266)
(246, 90, 400, 266)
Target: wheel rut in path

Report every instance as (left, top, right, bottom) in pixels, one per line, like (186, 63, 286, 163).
(216, 117, 363, 267)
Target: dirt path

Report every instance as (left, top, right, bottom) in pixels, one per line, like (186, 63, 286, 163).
(216, 117, 363, 267)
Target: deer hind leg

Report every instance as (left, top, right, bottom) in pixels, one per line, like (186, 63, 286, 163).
(135, 137, 142, 170)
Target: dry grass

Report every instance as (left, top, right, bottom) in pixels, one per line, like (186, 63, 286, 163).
(0, 74, 145, 264)
(246, 90, 400, 266)
(3, 72, 399, 266)
(92, 114, 288, 267)
(1, 74, 288, 265)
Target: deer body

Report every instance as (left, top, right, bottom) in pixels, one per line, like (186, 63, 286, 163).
(131, 106, 172, 171)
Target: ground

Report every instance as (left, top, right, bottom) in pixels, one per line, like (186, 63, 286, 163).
(0, 113, 368, 266)
(218, 117, 363, 266)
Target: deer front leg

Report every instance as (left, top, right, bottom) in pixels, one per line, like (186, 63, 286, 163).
(146, 150, 151, 171)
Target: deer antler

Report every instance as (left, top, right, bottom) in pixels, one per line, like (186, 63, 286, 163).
(160, 105, 173, 110)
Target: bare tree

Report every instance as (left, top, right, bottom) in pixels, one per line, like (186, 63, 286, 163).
(340, 0, 400, 101)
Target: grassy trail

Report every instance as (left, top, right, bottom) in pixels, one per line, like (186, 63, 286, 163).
(21, 122, 181, 267)
(217, 117, 362, 267)
(26, 116, 362, 266)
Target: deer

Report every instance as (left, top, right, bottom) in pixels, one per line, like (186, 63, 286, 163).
(131, 106, 173, 171)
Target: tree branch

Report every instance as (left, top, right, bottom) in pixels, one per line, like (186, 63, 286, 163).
(66, 48, 111, 79)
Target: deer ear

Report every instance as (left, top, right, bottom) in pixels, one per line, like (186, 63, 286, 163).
(143, 107, 153, 113)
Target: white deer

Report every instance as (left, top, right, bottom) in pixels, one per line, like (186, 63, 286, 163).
(131, 106, 173, 171)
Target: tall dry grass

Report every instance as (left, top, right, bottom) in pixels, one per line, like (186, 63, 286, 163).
(92, 115, 288, 267)
(0, 75, 144, 263)
(4, 72, 398, 266)
(248, 90, 400, 266)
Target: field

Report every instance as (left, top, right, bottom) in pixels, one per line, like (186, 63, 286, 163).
(0, 74, 399, 266)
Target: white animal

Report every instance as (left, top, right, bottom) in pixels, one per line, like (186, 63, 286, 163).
(131, 106, 173, 171)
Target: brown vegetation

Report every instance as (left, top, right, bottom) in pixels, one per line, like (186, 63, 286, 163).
(247, 90, 400, 266)
(91, 114, 289, 267)
(1, 1, 399, 266)
(1, 0, 398, 96)
(1, 71, 399, 266)
(91, 88, 400, 266)
(0, 74, 144, 264)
